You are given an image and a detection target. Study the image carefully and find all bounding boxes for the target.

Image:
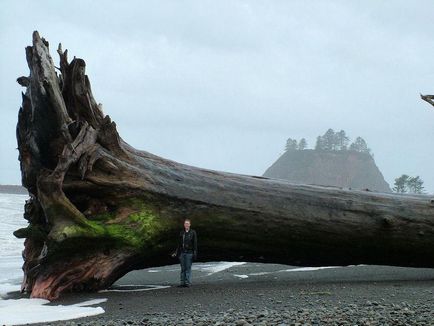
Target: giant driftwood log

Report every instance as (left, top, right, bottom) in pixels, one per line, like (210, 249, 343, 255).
(14, 32, 434, 301)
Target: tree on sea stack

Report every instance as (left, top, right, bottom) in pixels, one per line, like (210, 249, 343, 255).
(285, 138, 298, 151)
(14, 31, 434, 301)
(298, 138, 307, 150)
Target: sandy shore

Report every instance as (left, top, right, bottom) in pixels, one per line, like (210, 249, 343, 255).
(7, 262, 434, 325)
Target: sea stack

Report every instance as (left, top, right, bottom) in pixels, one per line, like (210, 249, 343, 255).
(263, 149, 391, 193)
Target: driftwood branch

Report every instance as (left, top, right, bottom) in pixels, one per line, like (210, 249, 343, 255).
(420, 94, 434, 108)
(15, 31, 434, 301)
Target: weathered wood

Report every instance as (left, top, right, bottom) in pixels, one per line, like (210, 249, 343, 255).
(15, 31, 434, 301)
(421, 93, 434, 108)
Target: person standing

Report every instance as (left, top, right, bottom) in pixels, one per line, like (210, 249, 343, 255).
(172, 218, 197, 287)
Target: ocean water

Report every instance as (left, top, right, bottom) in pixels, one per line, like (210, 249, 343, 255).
(0, 193, 28, 288)
(0, 193, 28, 257)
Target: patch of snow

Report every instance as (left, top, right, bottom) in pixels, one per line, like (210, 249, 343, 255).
(0, 297, 106, 325)
(248, 271, 274, 276)
(194, 262, 246, 275)
(282, 266, 342, 272)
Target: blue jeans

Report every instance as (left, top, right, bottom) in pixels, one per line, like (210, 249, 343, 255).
(179, 251, 193, 285)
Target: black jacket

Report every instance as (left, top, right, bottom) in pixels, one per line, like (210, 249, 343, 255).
(176, 229, 198, 258)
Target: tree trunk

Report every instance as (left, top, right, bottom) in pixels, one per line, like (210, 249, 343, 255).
(14, 31, 434, 301)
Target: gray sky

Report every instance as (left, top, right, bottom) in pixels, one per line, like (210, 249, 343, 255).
(1, 1, 433, 193)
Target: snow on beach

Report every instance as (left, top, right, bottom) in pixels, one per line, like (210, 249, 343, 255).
(0, 295, 107, 325)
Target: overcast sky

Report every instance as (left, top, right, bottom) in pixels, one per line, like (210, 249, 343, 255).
(1, 1, 433, 193)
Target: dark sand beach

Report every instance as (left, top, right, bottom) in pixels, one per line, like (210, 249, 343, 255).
(7, 262, 434, 325)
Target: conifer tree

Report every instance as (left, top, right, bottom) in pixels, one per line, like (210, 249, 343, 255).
(298, 138, 307, 150)
(349, 137, 371, 154)
(285, 138, 298, 151)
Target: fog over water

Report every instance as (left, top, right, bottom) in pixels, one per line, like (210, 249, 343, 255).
(1, 1, 433, 193)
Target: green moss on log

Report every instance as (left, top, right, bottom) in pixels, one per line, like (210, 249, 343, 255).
(48, 196, 174, 250)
